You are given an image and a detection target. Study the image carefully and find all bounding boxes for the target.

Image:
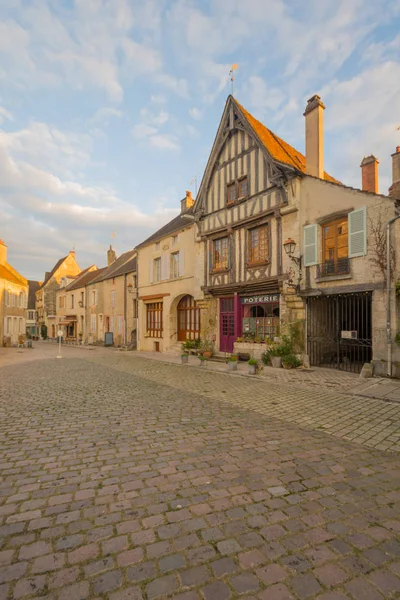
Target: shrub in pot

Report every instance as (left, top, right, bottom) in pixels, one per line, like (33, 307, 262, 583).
(282, 354, 301, 369)
(198, 355, 208, 367)
(199, 338, 214, 359)
(227, 355, 238, 371)
(248, 358, 258, 375)
(181, 353, 189, 364)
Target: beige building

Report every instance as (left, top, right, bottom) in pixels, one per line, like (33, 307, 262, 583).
(36, 250, 81, 338)
(279, 100, 400, 375)
(56, 266, 98, 341)
(86, 247, 137, 346)
(192, 93, 400, 375)
(137, 192, 203, 353)
(0, 239, 28, 345)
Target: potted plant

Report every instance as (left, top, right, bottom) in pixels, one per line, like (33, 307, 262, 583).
(248, 358, 258, 375)
(200, 339, 214, 359)
(227, 355, 238, 371)
(395, 333, 400, 346)
(282, 354, 301, 369)
(198, 354, 208, 367)
(181, 352, 189, 364)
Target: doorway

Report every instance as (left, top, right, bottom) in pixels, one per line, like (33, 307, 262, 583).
(177, 295, 200, 342)
(220, 297, 235, 353)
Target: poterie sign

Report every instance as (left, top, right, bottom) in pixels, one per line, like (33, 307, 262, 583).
(241, 294, 279, 304)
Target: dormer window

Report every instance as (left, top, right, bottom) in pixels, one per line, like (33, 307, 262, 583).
(227, 176, 248, 205)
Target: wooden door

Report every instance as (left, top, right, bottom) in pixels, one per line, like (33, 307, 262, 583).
(219, 297, 235, 353)
(177, 296, 200, 342)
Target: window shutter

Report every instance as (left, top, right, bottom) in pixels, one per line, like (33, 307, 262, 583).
(162, 255, 170, 280)
(149, 260, 154, 284)
(303, 224, 317, 266)
(349, 207, 366, 257)
(178, 249, 184, 277)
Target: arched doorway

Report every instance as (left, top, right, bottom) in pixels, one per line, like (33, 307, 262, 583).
(177, 295, 200, 342)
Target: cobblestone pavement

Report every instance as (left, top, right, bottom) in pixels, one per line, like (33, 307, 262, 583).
(1, 354, 400, 600)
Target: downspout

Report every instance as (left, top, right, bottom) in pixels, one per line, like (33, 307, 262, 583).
(386, 214, 400, 377)
(135, 251, 139, 351)
(124, 273, 127, 346)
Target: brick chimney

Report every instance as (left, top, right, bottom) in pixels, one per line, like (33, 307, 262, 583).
(304, 95, 325, 179)
(389, 146, 400, 200)
(107, 245, 116, 266)
(181, 190, 195, 214)
(360, 155, 379, 194)
(0, 239, 7, 265)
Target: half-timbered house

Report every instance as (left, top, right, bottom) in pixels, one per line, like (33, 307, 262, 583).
(193, 95, 336, 354)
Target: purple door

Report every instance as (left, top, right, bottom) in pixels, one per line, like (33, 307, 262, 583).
(220, 298, 235, 353)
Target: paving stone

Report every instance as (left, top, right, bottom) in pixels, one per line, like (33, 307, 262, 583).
(314, 563, 348, 586)
(117, 548, 144, 567)
(201, 581, 231, 600)
(179, 565, 210, 587)
(217, 538, 242, 555)
(13, 575, 47, 598)
(211, 557, 237, 577)
(31, 553, 65, 573)
(257, 564, 287, 585)
(93, 570, 122, 595)
(290, 573, 322, 599)
(345, 577, 385, 599)
(159, 553, 186, 573)
(230, 572, 260, 594)
(127, 561, 157, 583)
(145, 574, 178, 599)
(58, 581, 90, 600)
(257, 584, 294, 599)
(109, 587, 143, 600)
(369, 569, 400, 594)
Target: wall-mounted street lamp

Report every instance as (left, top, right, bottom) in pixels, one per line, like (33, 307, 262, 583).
(283, 238, 302, 293)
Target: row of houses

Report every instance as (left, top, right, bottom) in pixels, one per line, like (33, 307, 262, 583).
(4, 93, 400, 377)
(134, 94, 400, 376)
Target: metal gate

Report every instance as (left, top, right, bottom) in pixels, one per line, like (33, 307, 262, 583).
(307, 292, 372, 373)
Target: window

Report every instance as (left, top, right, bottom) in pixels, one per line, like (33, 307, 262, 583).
(172, 235, 179, 246)
(19, 318, 23, 333)
(11, 293, 15, 307)
(213, 237, 229, 271)
(71, 294, 74, 309)
(80, 291, 84, 305)
(28, 311, 34, 320)
(91, 314, 96, 333)
(318, 217, 350, 276)
(154, 258, 161, 282)
(91, 290, 97, 306)
(6, 317, 11, 334)
(59, 296, 65, 309)
(110, 316, 114, 332)
(248, 225, 269, 264)
(5, 289, 10, 307)
(111, 291, 116, 307)
(155, 241, 160, 251)
(171, 252, 179, 279)
(227, 182, 237, 204)
(146, 302, 163, 338)
(238, 176, 248, 199)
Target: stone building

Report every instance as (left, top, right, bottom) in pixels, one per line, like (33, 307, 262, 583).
(26, 280, 40, 338)
(85, 247, 137, 346)
(36, 250, 81, 338)
(137, 192, 204, 353)
(56, 266, 98, 341)
(0, 239, 28, 345)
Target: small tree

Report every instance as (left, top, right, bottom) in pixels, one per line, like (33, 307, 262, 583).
(369, 214, 396, 283)
(40, 324, 47, 340)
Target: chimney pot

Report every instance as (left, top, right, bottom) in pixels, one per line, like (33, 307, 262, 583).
(107, 245, 117, 266)
(304, 94, 325, 179)
(181, 189, 195, 213)
(360, 155, 379, 194)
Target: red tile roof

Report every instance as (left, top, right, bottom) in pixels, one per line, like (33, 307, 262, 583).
(236, 99, 339, 184)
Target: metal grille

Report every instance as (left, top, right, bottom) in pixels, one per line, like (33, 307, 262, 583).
(316, 258, 350, 278)
(307, 292, 372, 373)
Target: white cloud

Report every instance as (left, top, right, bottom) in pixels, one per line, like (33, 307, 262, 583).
(189, 107, 202, 121)
(0, 105, 13, 124)
(149, 134, 180, 150)
(90, 107, 123, 125)
(140, 108, 169, 126)
(132, 124, 158, 139)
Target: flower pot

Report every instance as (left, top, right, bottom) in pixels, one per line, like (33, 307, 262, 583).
(181, 355, 189, 364)
(203, 351, 212, 359)
(199, 359, 207, 367)
(271, 356, 282, 369)
(228, 361, 238, 372)
(248, 364, 257, 375)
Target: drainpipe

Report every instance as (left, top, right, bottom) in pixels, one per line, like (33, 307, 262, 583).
(386, 214, 400, 376)
(124, 273, 127, 346)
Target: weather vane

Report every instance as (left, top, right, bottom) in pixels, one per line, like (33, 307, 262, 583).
(229, 64, 238, 96)
(190, 175, 199, 197)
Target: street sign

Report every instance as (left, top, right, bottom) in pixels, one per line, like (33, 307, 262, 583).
(57, 330, 63, 337)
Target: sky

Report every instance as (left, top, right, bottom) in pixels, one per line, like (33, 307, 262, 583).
(1, 0, 400, 281)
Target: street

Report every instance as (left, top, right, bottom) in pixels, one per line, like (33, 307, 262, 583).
(1, 346, 400, 599)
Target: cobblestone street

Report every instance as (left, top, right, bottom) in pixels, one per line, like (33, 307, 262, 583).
(1, 348, 400, 599)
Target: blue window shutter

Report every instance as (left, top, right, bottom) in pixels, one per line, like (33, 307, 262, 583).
(349, 207, 367, 257)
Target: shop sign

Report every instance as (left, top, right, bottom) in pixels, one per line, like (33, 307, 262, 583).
(241, 294, 279, 304)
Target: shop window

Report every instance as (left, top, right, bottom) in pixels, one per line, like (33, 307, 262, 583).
(242, 298, 280, 340)
(147, 302, 163, 338)
(248, 225, 269, 265)
(213, 237, 229, 271)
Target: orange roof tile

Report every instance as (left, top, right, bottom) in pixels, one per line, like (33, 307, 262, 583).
(236, 100, 339, 184)
(0, 264, 27, 286)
